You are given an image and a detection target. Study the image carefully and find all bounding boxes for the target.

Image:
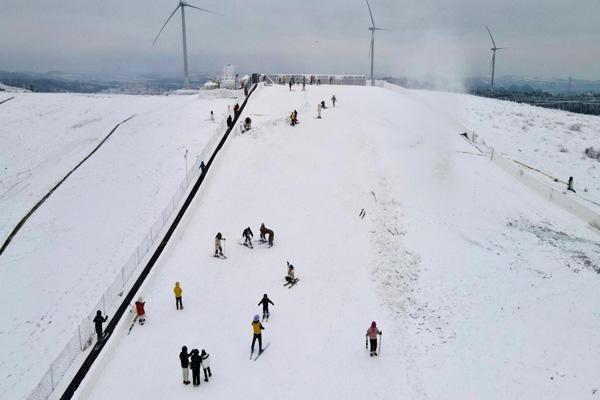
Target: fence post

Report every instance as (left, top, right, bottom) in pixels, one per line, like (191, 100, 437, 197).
(491, 148, 495, 160)
(78, 325, 83, 350)
(102, 294, 106, 314)
(137, 247, 140, 264)
(122, 268, 125, 288)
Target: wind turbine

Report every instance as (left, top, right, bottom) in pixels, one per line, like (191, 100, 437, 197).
(486, 26, 503, 93)
(153, 1, 221, 88)
(366, 0, 384, 86)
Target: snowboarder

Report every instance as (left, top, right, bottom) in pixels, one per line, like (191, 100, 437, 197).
(242, 227, 254, 248)
(179, 346, 192, 385)
(190, 349, 202, 386)
(259, 223, 274, 247)
(93, 310, 108, 342)
(317, 102, 322, 119)
(134, 297, 146, 325)
(331, 95, 337, 107)
(200, 349, 212, 382)
(258, 294, 275, 320)
(284, 262, 298, 286)
(366, 321, 382, 356)
(251, 315, 265, 354)
(214, 232, 225, 257)
(226, 115, 233, 129)
(174, 282, 183, 310)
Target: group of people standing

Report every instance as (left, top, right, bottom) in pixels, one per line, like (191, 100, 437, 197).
(179, 346, 212, 386)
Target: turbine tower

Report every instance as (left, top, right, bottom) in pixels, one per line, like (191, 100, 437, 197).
(366, 0, 384, 86)
(486, 26, 503, 93)
(153, 1, 220, 88)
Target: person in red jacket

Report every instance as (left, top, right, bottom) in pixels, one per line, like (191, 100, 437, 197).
(135, 297, 146, 325)
(366, 321, 382, 356)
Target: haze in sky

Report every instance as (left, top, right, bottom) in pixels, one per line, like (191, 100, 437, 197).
(1, 0, 599, 82)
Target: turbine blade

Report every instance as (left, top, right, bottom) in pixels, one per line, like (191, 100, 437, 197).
(152, 4, 181, 46)
(184, 3, 223, 16)
(485, 26, 497, 49)
(365, 0, 375, 27)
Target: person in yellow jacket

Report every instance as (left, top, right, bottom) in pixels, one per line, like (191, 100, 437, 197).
(251, 315, 265, 354)
(173, 282, 183, 310)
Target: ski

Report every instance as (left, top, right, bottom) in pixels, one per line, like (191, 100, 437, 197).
(284, 278, 300, 288)
(253, 343, 270, 361)
(211, 254, 227, 259)
(239, 242, 253, 249)
(127, 315, 138, 335)
(93, 332, 110, 350)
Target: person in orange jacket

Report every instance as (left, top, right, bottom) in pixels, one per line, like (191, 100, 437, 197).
(174, 282, 183, 310)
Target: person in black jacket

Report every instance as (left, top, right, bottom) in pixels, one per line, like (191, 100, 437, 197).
(190, 349, 202, 386)
(226, 115, 233, 129)
(93, 310, 108, 342)
(179, 346, 192, 384)
(242, 227, 253, 248)
(258, 294, 274, 321)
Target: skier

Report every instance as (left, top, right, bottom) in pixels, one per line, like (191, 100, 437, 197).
(302, 76, 306, 91)
(179, 346, 192, 385)
(134, 297, 146, 325)
(226, 115, 233, 129)
(366, 321, 382, 356)
(210, 110, 214, 121)
(568, 176, 576, 192)
(259, 223, 274, 247)
(289, 80, 293, 91)
(190, 349, 202, 386)
(331, 95, 337, 107)
(284, 261, 298, 285)
(251, 315, 265, 354)
(242, 227, 253, 248)
(200, 349, 212, 382)
(174, 282, 183, 310)
(317, 102, 322, 119)
(258, 294, 275, 321)
(233, 103, 240, 117)
(290, 110, 298, 126)
(93, 310, 108, 342)
(321, 100, 327, 109)
(214, 232, 225, 257)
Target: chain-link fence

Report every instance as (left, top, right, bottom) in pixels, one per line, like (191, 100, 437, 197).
(26, 98, 238, 400)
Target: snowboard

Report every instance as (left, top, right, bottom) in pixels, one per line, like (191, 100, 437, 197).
(253, 343, 270, 361)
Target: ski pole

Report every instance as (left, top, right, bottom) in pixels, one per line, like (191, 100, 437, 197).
(378, 333, 382, 355)
(365, 335, 368, 349)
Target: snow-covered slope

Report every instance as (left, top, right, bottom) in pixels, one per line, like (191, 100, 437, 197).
(410, 88, 600, 207)
(0, 91, 242, 399)
(76, 85, 600, 400)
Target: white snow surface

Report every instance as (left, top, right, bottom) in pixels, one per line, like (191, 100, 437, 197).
(410, 89, 600, 207)
(0, 91, 242, 399)
(76, 85, 600, 400)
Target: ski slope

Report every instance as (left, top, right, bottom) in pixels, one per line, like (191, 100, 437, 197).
(77, 84, 600, 399)
(0, 90, 242, 399)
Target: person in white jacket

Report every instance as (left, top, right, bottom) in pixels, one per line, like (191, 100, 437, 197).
(200, 349, 212, 382)
(317, 102, 322, 119)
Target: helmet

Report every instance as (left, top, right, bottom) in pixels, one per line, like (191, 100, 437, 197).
(253, 315, 260, 322)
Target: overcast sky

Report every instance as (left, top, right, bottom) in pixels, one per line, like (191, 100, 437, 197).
(1, 0, 599, 82)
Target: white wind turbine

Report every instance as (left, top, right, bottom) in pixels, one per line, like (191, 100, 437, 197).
(486, 26, 504, 92)
(153, 1, 221, 88)
(366, 0, 385, 86)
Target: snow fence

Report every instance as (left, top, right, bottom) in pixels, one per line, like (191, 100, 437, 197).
(26, 94, 243, 400)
